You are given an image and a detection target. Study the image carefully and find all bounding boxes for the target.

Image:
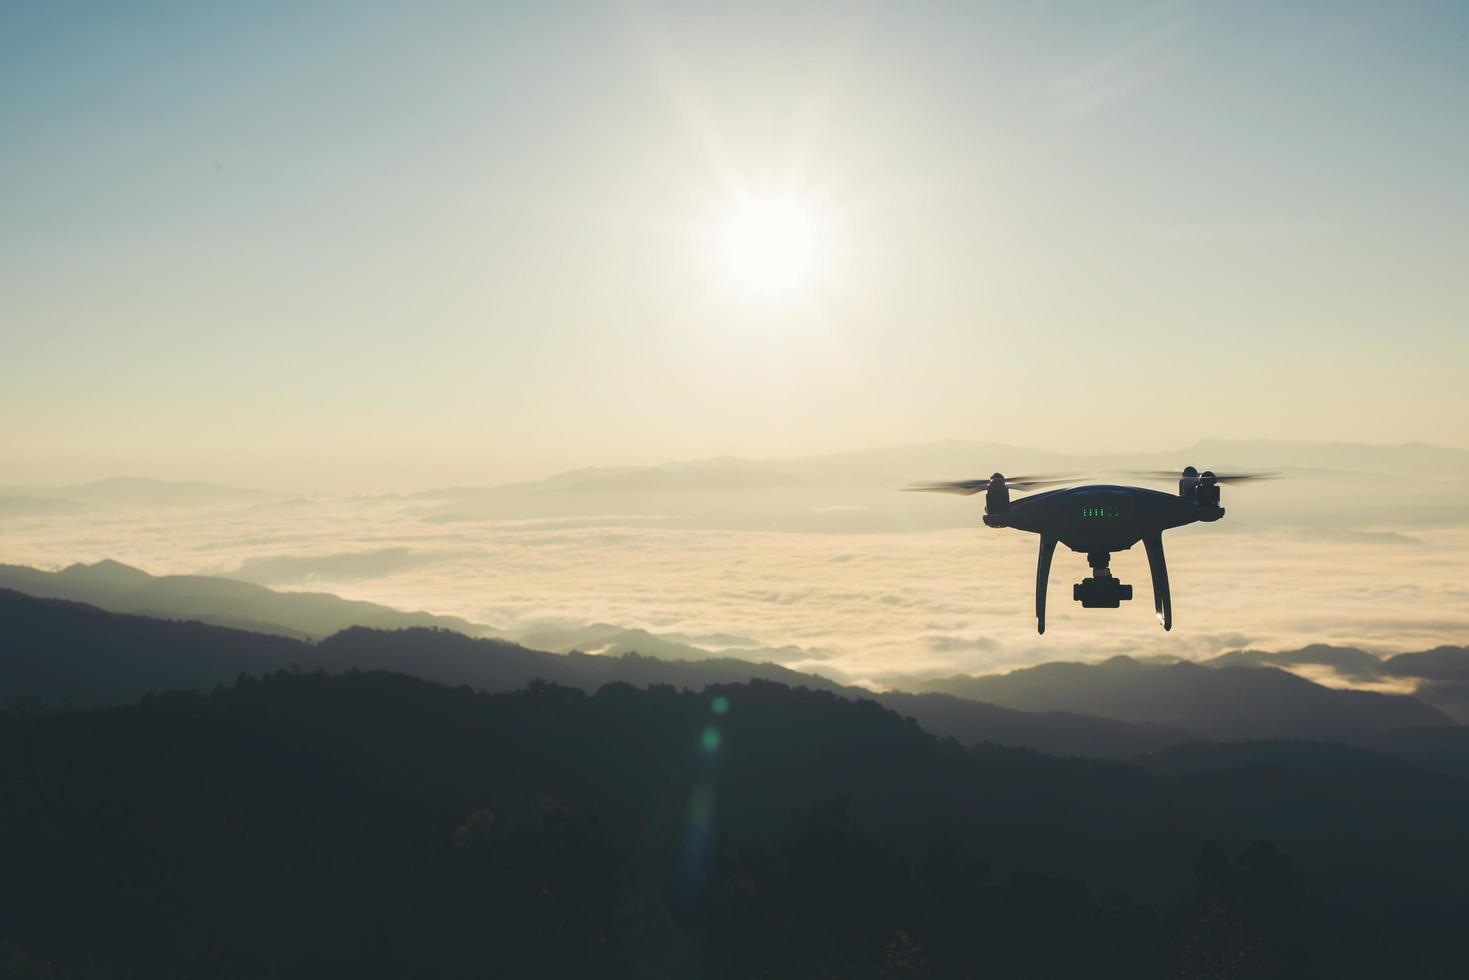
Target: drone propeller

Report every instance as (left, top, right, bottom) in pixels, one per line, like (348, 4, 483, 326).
(1118, 469, 1280, 485)
(904, 474, 1078, 495)
(1206, 471, 1280, 485)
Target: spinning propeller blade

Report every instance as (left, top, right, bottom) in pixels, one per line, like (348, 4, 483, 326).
(904, 474, 1078, 495)
(1115, 469, 1280, 485)
(903, 481, 989, 496)
(1119, 470, 1192, 481)
(1208, 472, 1280, 484)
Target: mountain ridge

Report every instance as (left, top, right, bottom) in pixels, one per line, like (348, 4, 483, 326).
(0, 560, 493, 642)
(903, 654, 1451, 738)
(6, 589, 1464, 774)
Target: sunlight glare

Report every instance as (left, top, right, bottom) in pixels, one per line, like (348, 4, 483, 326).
(718, 194, 820, 294)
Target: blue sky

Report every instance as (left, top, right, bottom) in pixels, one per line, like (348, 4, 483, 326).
(4, 1, 1467, 489)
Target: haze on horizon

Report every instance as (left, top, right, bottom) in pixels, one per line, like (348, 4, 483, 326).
(4, 1, 1468, 493)
(5, 436, 1469, 686)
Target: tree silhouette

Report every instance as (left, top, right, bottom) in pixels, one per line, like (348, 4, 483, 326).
(0, 671, 1451, 978)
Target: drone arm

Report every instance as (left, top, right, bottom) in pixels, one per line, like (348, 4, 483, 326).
(1143, 532, 1172, 631)
(1035, 535, 1057, 634)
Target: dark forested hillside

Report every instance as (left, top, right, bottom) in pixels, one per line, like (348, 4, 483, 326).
(872, 690, 1196, 758)
(312, 623, 845, 695)
(2, 671, 1467, 979)
(0, 590, 840, 708)
(0, 592, 1190, 757)
(0, 588, 306, 707)
(5, 590, 1461, 765)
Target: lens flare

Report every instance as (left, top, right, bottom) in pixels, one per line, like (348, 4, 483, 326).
(700, 725, 722, 753)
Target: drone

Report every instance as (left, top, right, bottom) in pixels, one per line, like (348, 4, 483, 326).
(906, 467, 1276, 634)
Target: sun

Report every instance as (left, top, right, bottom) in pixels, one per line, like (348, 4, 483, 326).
(717, 194, 820, 295)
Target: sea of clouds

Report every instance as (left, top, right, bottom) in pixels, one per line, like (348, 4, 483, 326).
(5, 487, 1467, 689)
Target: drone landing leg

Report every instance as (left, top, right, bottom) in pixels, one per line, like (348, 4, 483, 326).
(1035, 535, 1057, 634)
(1143, 532, 1172, 631)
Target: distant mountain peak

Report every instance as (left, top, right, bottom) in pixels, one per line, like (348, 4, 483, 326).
(57, 559, 153, 585)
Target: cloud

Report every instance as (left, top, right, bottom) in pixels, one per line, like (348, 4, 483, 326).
(925, 635, 999, 654)
(229, 547, 461, 585)
(3, 494, 1468, 684)
(1293, 528, 1426, 547)
(1190, 632, 1255, 654)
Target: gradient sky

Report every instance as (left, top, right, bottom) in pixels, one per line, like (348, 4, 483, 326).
(5, 1, 1467, 491)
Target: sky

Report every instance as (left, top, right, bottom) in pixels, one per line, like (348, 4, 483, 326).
(4, 0, 1469, 492)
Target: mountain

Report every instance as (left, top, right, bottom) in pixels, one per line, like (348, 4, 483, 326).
(11, 590, 1469, 779)
(0, 589, 828, 708)
(1383, 645, 1469, 681)
(872, 690, 1198, 758)
(0, 590, 1457, 758)
(905, 655, 1451, 739)
(0, 591, 1193, 759)
(9, 438, 1465, 535)
(1382, 646, 1469, 722)
(409, 438, 1469, 532)
(1172, 438, 1469, 478)
(0, 560, 821, 666)
(310, 625, 845, 696)
(0, 588, 847, 710)
(1196, 644, 1469, 724)
(515, 621, 636, 652)
(311, 625, 1210, 759)
(1203, 644, 1387, 683)
(513, 622, 816, 664)
(0, 560, 492, 641)
(4, 669, 1468, 977)
(0, 589, 306, 707)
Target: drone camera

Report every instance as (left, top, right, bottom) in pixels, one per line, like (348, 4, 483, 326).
(1073, 577, 1133, 608)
